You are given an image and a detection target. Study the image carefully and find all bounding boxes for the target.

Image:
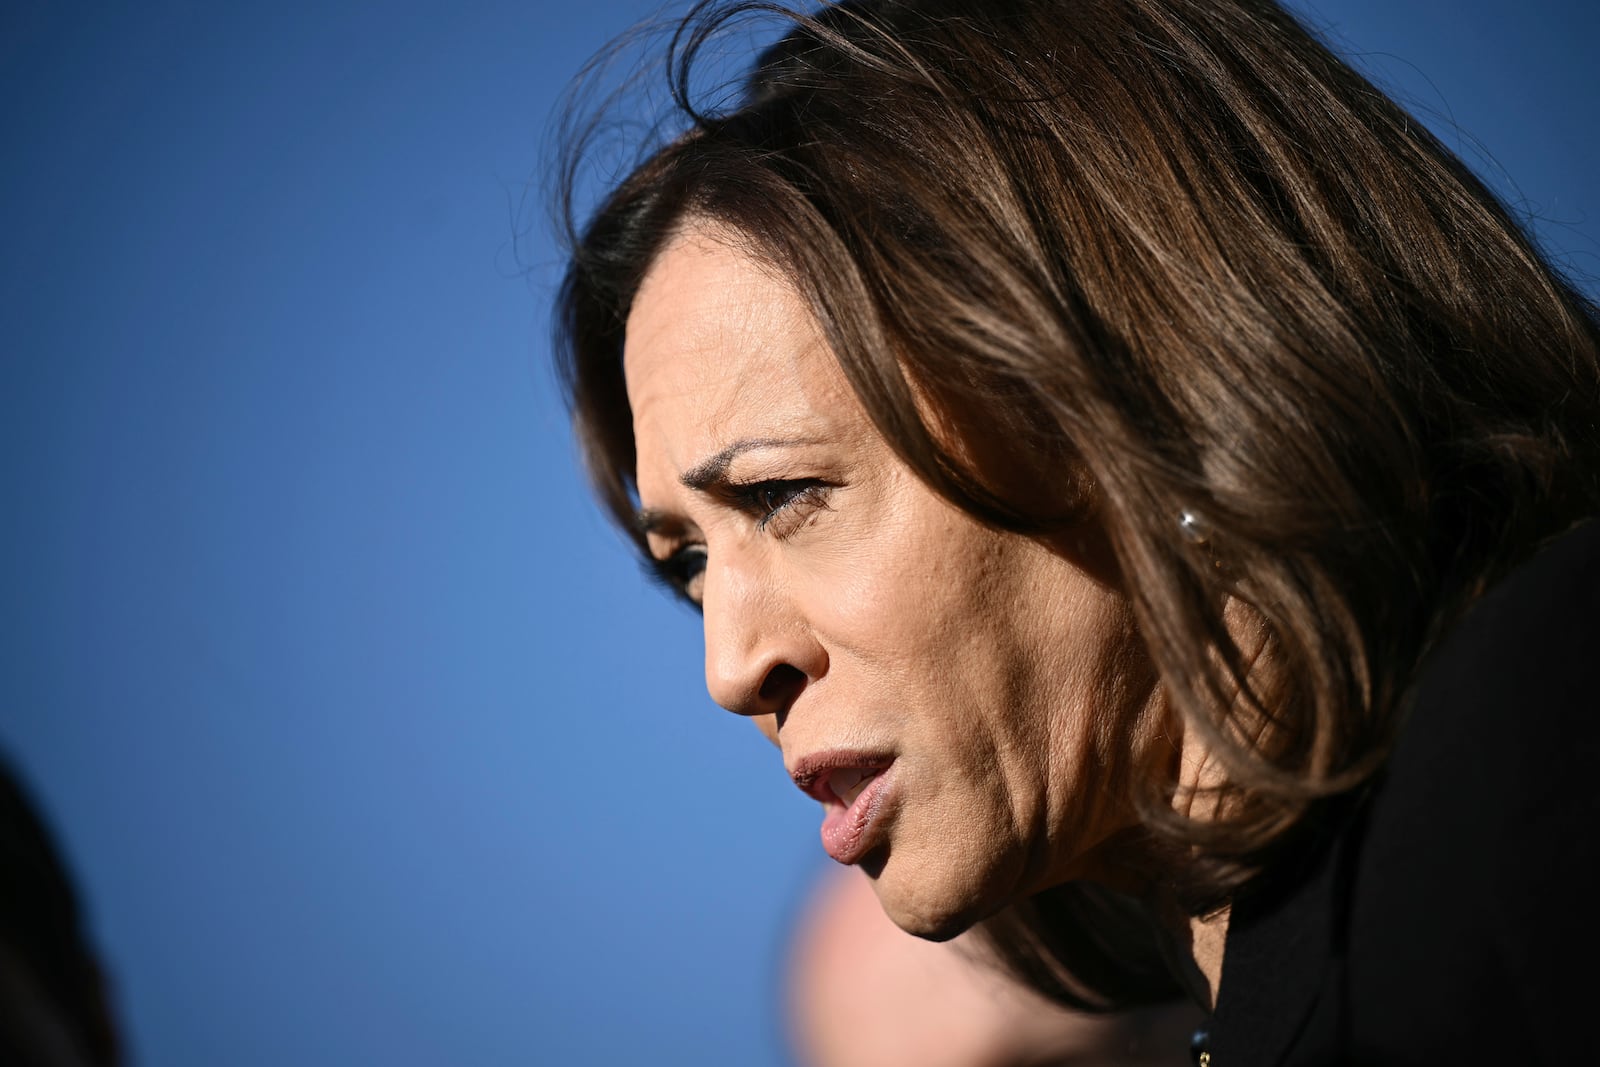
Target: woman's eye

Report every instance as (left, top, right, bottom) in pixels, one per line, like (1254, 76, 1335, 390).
(743, 479, 832, 536)
(644, 480, 832, 603)
(755, 483, 801, 516)
(649, 544, 707, 603)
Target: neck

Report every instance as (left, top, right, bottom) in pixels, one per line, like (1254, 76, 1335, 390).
(1133, 598, 1267, 1011)
(1188, 907, 1230, 1009)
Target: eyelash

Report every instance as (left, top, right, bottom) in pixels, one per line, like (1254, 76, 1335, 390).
(735, 478, 832, 534)
(649, 545, 707, 601)
(648, 479, 833, 601)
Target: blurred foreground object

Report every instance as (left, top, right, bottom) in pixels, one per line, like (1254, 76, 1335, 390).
(0, 757, 121, 1067)
(788, 868, 1199, 1067)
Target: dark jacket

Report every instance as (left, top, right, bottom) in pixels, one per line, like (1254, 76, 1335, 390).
(1208, 520, 1600, 1065)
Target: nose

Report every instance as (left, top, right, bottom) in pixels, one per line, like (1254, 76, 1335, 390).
(701, 552, 825, 721)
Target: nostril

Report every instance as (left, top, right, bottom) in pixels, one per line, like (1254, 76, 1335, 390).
(758, 663, 807, 712)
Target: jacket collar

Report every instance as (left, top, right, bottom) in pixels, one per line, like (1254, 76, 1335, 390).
(1208, 799, 1364, 1065)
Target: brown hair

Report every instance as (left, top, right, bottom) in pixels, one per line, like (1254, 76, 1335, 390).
(554, 0, 1600, 1006)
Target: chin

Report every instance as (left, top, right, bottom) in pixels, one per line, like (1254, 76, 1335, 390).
(893, 909, 980, 943)
(864, 853, 1011, 943)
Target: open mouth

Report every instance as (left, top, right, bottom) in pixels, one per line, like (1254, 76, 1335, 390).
(791, 752, 894, 805)
(790, 753, 898, 865)
(825, 766, 883, 808)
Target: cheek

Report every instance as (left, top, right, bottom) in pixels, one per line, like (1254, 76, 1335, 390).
(802, 489, 987, 659)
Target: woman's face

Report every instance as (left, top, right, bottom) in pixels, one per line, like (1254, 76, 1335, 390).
(623, 226, 1169, 939)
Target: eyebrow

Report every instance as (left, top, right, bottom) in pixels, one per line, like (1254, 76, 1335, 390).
(635, 436, 817, 535)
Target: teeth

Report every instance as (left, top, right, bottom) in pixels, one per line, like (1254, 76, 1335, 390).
(828, 769, 862, 805)
(829, 768, 878, 807)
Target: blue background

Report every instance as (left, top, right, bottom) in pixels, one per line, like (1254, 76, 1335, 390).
(2, 2, 1594, 1064)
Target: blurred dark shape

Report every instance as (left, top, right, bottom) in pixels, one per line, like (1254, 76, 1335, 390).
(0, 755, 121, 1066)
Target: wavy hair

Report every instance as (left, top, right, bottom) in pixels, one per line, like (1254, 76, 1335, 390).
(553, 0, 1600, 1007)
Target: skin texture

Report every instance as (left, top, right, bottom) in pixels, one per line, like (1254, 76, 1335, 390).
(624, 226, 1173, 940)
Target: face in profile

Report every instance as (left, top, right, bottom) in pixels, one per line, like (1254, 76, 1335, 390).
(624, 225, 1171, 939)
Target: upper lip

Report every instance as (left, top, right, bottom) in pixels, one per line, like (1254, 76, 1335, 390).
(790, 750, 895, 804)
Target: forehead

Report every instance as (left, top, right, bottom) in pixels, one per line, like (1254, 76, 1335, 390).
(622, 227, 857, 484)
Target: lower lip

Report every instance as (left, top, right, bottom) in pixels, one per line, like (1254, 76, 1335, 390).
(819, 764, 896, 865)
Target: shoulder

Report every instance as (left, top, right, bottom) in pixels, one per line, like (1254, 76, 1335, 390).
(1345, 518, 1600, 1062)
(1371, 518, 1600, 846)
(1367, 520, 1600, 847)
(1211, 521, 1600, 1066)
(1407, 518, 1600, 738)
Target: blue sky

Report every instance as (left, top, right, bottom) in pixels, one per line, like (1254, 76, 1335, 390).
(2, 2, 1595, 1065)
